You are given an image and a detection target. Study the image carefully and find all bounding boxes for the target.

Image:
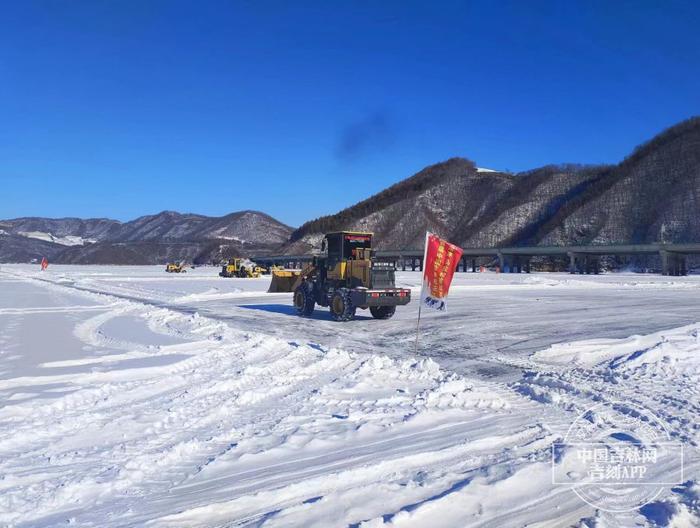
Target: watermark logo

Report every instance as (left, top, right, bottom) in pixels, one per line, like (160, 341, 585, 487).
(552, 401, 684, 512)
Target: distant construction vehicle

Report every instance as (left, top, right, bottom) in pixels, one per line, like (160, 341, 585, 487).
(219, 258, 261, 278)
(165, 262, 187, 273)
(269, 231, 411, 321)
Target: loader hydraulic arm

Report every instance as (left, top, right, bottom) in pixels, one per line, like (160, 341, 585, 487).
(291, 262, 317, 291)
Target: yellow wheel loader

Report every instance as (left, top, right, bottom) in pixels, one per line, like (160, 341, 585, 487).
(270, 232, 411, 321)
(219, 258, 261, 278)
(165, 262, 187, 273)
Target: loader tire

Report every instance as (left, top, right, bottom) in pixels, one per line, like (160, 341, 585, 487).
(330, 289, 356, 322)
(370, 305, 395, 319)
(293, 282, 315, 317)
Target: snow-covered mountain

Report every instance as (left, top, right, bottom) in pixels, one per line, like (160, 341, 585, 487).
(0, 211, 293, 264)
(107, 210, 292, 245)
(285, 157, 514, 253)
(287, 116, 700, 252)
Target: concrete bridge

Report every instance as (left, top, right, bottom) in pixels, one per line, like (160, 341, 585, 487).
(253, 243, 700, 276)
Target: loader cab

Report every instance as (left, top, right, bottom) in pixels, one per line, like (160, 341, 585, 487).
(324, 232, 373, 263)
(322, 232, 373, 286)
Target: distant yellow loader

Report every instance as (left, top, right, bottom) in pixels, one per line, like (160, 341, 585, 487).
(165, 262, 187, 273)
(220, 258, 261, 278)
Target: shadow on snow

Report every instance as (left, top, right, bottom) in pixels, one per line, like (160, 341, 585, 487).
(238, 304, 373, 320)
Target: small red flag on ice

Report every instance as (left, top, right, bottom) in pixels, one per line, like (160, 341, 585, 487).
(40, 257, 48, 271)
(420, 232, 463, 311)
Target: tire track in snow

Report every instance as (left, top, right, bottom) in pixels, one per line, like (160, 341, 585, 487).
(0, 339, 360, 524)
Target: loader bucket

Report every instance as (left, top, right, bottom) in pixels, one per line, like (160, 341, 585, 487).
(268, 269, 301, 293)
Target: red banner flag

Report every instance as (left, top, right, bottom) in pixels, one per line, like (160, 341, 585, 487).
(420, 232, 463, 311)
(40, 257, 48, 271)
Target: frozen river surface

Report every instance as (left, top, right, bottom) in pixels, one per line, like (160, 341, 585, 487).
(0, 264, 698, 527)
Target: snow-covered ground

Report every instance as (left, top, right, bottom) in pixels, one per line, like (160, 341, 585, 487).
(0, 264, 698, 527)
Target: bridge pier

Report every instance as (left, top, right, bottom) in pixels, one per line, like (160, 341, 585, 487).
(457, 257, 476, 272)
(499, 253, 512, 273)
(497, 253, 529, 273)
(497, 253, 507, 273)
(661, 251, 687, 276)
(569, 253, 600, 274)
(569, 252, 581, 274)
(569, 252, 582, 274)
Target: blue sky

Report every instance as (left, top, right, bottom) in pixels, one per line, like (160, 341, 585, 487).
(1, 1, 699, 226)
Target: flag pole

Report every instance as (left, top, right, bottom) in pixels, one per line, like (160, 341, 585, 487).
(414, 231, 430, 355)
(414, 299, 423, 355)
